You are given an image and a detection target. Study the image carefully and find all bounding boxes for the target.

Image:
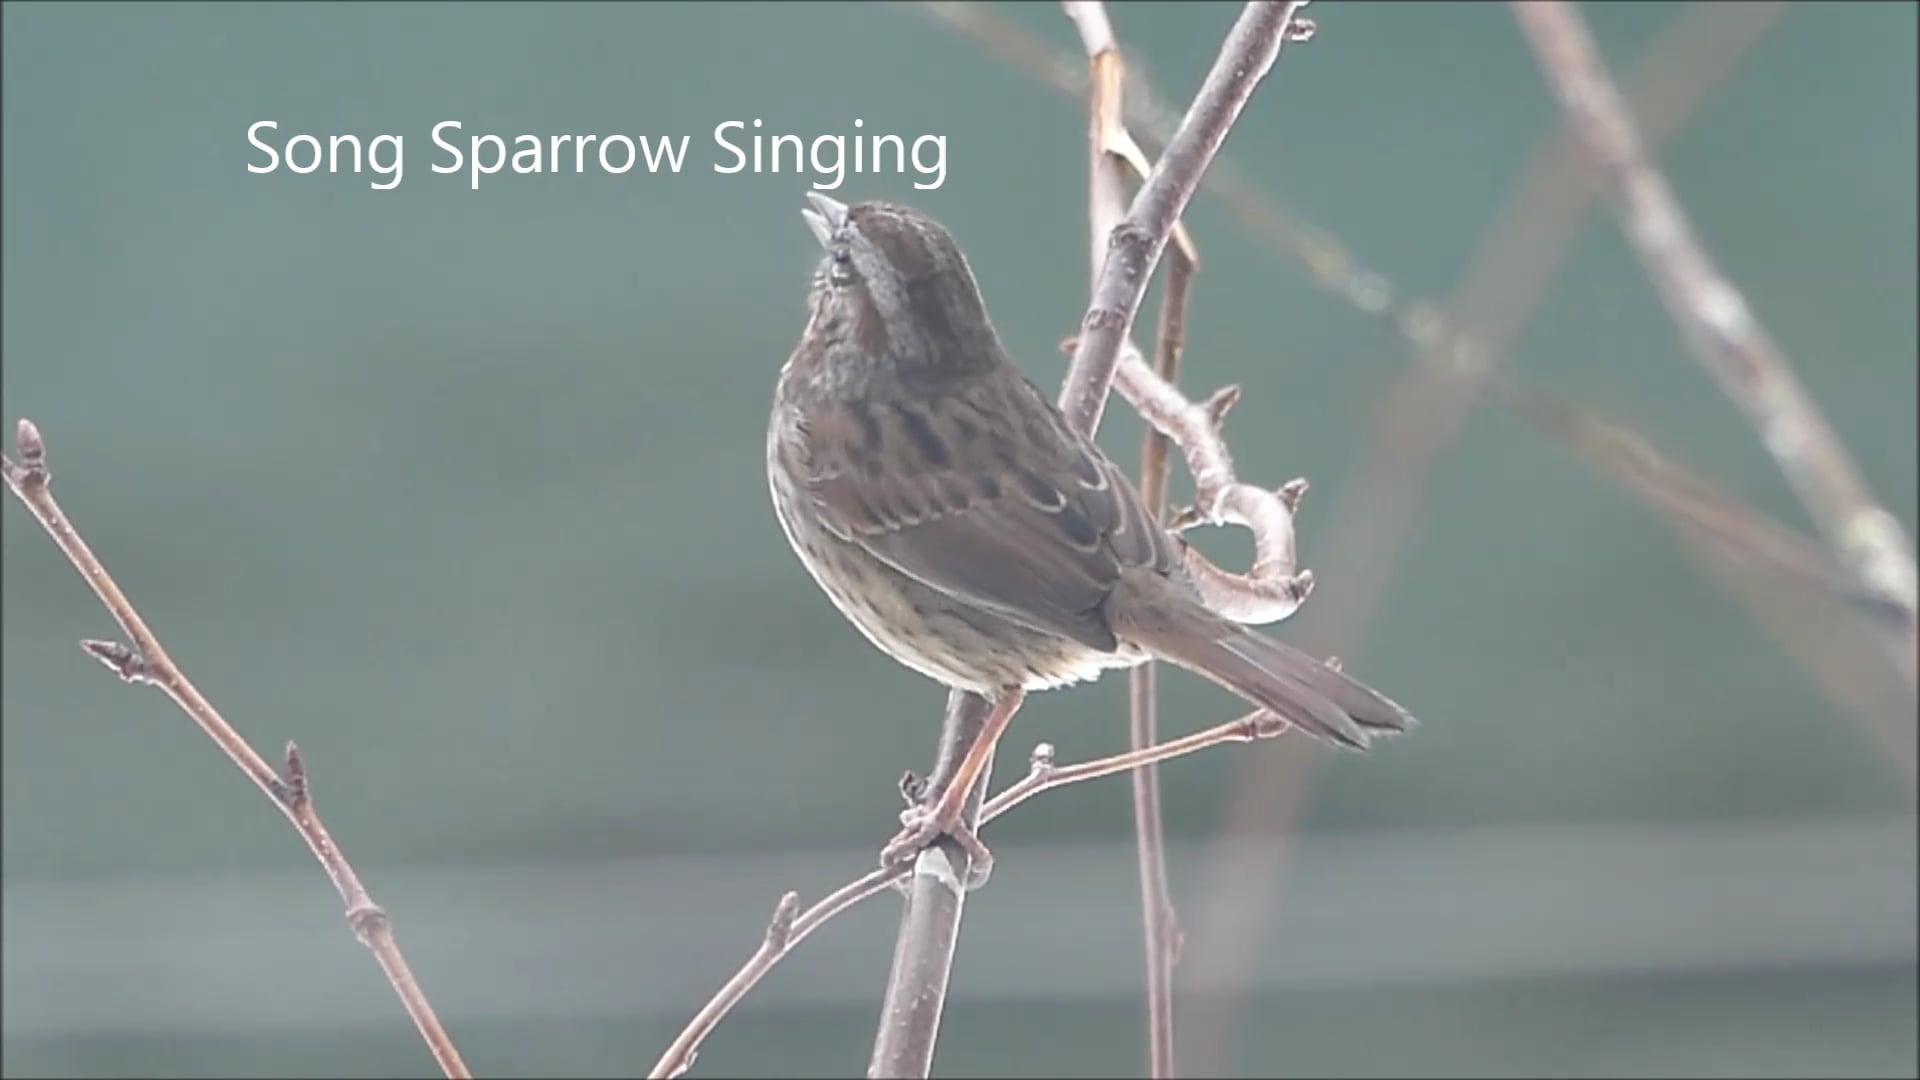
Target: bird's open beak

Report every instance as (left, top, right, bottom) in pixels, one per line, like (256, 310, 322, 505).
(801, 192, 848, 249)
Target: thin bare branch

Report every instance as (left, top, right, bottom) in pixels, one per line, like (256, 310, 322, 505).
(1130, 246, 1196, 1080)
(1, 418, 470, 1080)
(1120, 355, 1317, 624)
(1501, 387, 1890, 614)
(1502, 385, 1919, 779)
(1064, 3, 1190, 1074)
(1511, 0, 1918, 685)
(983, 712, 1290, 823)
(650, 708, 1299, 1080)
(1052, 0, 1315, 627)
(649, 891, 804, 1079)
(1057, 0, 1310, 438)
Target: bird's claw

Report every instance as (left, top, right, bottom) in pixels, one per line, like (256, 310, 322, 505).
(882, 805, 993, 890)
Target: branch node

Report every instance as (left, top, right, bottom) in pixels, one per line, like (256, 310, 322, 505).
(1105, 218, 1151, 256)
(79, 639, 156, 686)
(16, 417, 46, 462)
(1323, 654, 1343, 672)
(1204, 384, 1242, 429)
(1290, 568, 1316, 601)
(1248, 712, 1290, 739)
(345, 901, 391, 947)
(283, 741, 310, 809)
(1027, 741, 1057, 775)
(1276, 476, 1310, 511)
(1285, 15, 1317, 43)
(898, 769, 928, 807)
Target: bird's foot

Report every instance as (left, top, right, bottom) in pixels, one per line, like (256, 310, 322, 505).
(883, 773, 993, 889)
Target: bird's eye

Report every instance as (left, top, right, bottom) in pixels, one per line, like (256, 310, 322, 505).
(829, 246, 854, 284)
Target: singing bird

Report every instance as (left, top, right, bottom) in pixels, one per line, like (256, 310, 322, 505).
(767, 194, 1415, 861)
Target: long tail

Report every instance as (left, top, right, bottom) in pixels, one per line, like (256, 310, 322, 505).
(1116, 608, 1417, 751)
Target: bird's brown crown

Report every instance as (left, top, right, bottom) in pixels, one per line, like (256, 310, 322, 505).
(801, 198, 1006, 384)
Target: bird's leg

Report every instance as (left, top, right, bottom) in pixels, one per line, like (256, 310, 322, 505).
(882, 687, 1025, 877)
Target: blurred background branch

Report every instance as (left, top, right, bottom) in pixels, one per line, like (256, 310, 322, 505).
(1512, 0, 1917, 686)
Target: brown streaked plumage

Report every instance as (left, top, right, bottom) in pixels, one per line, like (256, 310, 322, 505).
(767, 195, 1415, 856)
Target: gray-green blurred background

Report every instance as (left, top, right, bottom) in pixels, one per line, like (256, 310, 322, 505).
(4, 2, 1914, 1077)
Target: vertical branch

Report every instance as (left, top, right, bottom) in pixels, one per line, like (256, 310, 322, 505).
(868, 691, 994, 1079)
(1068, 1, 1131, 290)
(1511, 0, 1918, 684)
(1063, 2, 1200, 1074)
(1131, 254, 1198, 1078)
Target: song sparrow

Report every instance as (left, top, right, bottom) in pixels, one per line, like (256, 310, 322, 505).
(767, 194, 1415, 864)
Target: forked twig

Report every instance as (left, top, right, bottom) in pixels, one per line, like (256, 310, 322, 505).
(1058, 0, 1311, 442)
(1059, 1, 1318, 628)
(647, 708, 1297, 1079)
(1, 418, 470, 1080)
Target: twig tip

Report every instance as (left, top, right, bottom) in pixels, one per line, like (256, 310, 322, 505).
(16, 418, 45, 463)
(767, 891, 802, 947)
(1204, 384, 1242, 428)
(6, 419, 50, 487)
(1276, 477, 1309, 511)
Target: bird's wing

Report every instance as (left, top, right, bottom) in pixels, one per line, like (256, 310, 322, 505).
(796, 377, 1173, 654)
